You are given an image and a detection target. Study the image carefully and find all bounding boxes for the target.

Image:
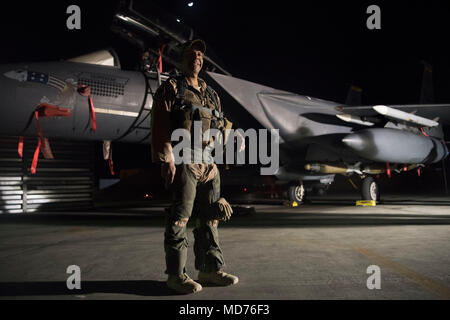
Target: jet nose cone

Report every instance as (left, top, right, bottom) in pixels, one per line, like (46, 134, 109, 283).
(342, 133, 365, 151)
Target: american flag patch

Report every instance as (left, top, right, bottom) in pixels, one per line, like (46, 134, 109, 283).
(27, 71, 66, 91)
(27, 71, 48, 84)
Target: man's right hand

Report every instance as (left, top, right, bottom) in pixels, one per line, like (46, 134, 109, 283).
(161, 161, 176, 188)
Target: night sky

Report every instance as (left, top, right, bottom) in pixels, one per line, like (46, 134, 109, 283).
(156, 0, 450, 105)
(1, 0, 450, 105)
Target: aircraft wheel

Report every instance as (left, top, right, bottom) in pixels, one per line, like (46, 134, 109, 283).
(361, 176, 380, 201)
(288, 183, 305, 203)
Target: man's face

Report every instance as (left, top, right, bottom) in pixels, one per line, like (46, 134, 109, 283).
(182, 47, 203, 76)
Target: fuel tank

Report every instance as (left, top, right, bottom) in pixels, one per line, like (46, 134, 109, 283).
(0, 61, 159, 143)
(342, 128, 448, 164)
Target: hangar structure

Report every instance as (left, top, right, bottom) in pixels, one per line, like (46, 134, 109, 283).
(0, 136, 95, 214)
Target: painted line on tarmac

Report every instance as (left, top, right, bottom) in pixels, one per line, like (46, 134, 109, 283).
(355, 247, 450, 299)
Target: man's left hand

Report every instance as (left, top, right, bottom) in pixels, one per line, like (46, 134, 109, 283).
(215, 198, 233, 221)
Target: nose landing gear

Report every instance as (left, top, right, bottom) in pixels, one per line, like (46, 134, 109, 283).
(288, 183, 305, 203)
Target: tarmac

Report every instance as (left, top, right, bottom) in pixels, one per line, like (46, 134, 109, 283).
(1, 195, 450, 300)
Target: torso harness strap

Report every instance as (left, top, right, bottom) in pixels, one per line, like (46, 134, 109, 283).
(174, 77, 224, 120)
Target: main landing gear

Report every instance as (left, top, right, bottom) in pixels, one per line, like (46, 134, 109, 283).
(360, 176, 380, 202)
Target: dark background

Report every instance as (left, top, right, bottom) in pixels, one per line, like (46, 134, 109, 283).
(1, 0, 450, 104)
(1, 0, 449, 194)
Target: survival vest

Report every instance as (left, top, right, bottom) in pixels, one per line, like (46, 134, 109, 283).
(171, 76, 224, 137)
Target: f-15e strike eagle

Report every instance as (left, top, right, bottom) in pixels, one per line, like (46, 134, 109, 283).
(1, 0, 448, 203)
(208, 69, 449, 203)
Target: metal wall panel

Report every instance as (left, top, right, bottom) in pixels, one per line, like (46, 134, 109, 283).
(0, 136, 95, 213)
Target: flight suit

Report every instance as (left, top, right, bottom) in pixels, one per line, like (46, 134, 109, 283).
(151, 76, 230, 275)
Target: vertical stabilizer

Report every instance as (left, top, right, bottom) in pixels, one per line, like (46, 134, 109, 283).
(345, 85, 362, 105)
(420, 61, 434, 103)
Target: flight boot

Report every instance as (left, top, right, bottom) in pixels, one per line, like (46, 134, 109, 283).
(198, 270, 239, 286)
(167, 273, 202, 294)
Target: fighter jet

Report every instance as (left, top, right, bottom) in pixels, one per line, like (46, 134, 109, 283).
(0, 0, 448, 204)
(207, 66, 450, 203)
(0, 0, 228, 164)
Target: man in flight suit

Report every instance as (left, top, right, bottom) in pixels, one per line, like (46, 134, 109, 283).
(151, 39, 239, 294)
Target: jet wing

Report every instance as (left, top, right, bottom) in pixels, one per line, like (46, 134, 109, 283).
(207, 71, 345, 143)
(207, 71, 290, 132)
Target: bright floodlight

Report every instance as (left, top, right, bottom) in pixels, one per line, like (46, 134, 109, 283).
(188, 2, 194, 7)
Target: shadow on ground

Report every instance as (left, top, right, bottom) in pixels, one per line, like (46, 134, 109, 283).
(0, 280, 179, 297)
(1, 209, 450, 228)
